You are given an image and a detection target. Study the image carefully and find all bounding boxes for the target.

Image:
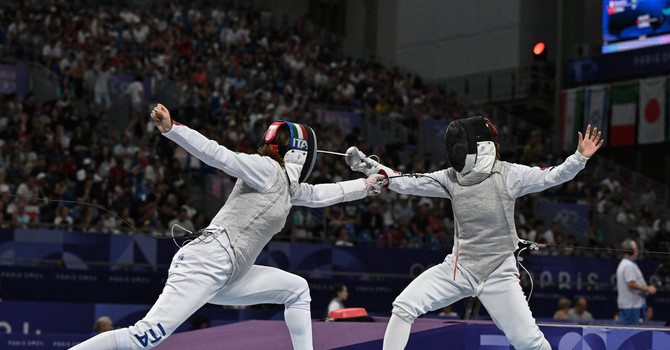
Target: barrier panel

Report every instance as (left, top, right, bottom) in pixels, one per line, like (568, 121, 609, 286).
(1, 229, 667, 321)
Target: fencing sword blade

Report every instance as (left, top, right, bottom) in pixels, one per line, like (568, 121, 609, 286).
(316, 150, 347, 157)
(318, 148, 361, 168)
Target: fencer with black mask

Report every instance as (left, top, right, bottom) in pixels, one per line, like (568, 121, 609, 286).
(71, 104, 386, 350)
(347, 116, 603, 350)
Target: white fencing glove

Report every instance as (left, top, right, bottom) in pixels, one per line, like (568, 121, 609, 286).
(346, 146, 381, 176)
(346, 146, 399, 190)
(363, 173, 388, 196)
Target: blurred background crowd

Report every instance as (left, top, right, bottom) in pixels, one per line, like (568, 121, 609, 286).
(0, 0, 669, 261)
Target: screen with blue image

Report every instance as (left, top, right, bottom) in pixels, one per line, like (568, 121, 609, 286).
(602, 0, 670, 53)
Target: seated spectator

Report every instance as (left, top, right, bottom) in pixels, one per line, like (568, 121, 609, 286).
(327, 283, 349, 315)
(379, 199, 395, 228)
(553, 298, 571, 320)
(16, 174, 39, 199)
(596, 189, 616, 216)
(600, 171, 621, 197)
(91, 316, 114, 335)
(117, 207, 137, 234)
(645, 305, 654, 324)
(325, 202, 360, 238)
(639, 182, 657, 204)
(291, 207, 317, 241)
(124, 75, 146, 114)
(379, 223, 405, 248)
(42, 39, 63, 72)
(637, 217, 654, 250)
(566, 297, 593, 322)
(334, 226, 354, 247)
(637, 204, 653, 223)
(332, 76, 356, 105)
(427, 207, 450, 249)
(190, 212, 206, 228)
(180, 194, 198, 220)
(10, 199, 31, 228)
(168, 207, 195, 234)
(53, 205, 74, 230)
(409, 201, 432, 246)
(77, 206, 100, 232)
(392, 195, 413, 224)
(100, 211, 121, 234)
(616, 199, 636, 227)
(543, 221, 560, 245)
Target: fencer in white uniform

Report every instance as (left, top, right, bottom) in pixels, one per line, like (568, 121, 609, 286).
(70, 104, 386, 350)
(347, 116, 603, 350)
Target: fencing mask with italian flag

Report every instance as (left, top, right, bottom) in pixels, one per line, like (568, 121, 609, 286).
(263, 121, 317, 183)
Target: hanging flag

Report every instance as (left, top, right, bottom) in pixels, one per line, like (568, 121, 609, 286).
(584, 85, 609, 145)
(638, 77, 666, 144)
(609, 83, 637, 146)
(560, 88, 584, 151)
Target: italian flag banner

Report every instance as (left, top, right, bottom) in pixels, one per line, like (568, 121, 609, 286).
(609, 82, 637, 146)
(560, 88, 583, 151)
(638, 77, 666, 144)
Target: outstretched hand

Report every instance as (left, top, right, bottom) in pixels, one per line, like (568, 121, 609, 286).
(150, 103, 173, 133)
(577, 124, 603, 158)
(364, 173, 388, 196)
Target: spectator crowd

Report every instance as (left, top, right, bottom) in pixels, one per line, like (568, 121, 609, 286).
(0, 0, 668, 261)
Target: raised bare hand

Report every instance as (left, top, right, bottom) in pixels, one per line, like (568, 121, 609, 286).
(577, 124, 603, 158)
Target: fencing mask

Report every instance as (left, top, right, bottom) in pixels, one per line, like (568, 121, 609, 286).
(263, 121, 317, 183)
(445, 116, 498, 174)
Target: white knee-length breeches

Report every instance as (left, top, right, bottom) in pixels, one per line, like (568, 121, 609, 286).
(71, 230, 312, 350)
(390, 254, 550, 350)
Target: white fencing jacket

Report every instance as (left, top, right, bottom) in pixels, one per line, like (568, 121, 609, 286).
(387, 144, 588, 282)
(164, 123, 367, 281)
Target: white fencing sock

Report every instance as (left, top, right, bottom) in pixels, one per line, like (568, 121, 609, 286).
(69, 328, 129, 350)
(284, 307, 313, 350)
(383, 314, 412, 350)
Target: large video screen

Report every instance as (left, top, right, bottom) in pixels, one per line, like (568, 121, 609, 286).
(602, 0, 670, 53)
